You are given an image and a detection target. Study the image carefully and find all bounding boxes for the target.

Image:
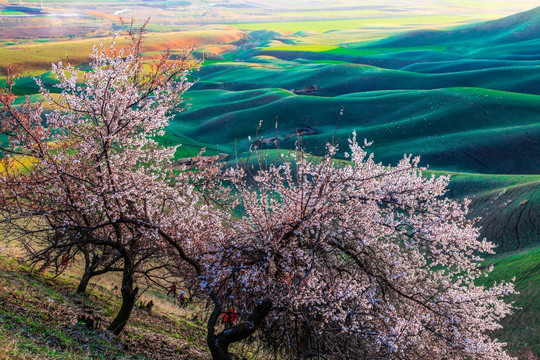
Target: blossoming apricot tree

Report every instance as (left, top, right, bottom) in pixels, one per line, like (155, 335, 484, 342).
(0, 22, 222, 334)
(200, 138, 516, 360)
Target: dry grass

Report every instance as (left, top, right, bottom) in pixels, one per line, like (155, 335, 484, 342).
(0, 29, 246, 74)
(0, 234, 270, 360)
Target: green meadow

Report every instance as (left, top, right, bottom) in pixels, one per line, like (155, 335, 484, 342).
(178, 11, 540, 353)
(230, 15, 485, 33)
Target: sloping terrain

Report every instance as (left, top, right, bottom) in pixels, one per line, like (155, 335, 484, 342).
(430, 172, 540, 251)
(177, 88, 540, 175)
(1, 6, 539, 357)
(476, 245, 540, 356)
(0, 255, 211, 360)
(367, 6, 540, 48)
(170, 7, 540, 254)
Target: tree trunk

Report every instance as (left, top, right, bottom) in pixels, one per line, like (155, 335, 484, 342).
(207, 299, 273, 360)
(107, 255, 137, 335)
(76, 269, 92, 294)
(76, 250, 93, 294)
(207, 306, 231, 360)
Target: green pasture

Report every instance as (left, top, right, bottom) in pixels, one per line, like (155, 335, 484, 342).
(477, 245, 540, 355)
(194, 61, 540, 96)
(230, 15, 482, 33)
(264, 44, 449, 57)
(0, 10, 27, 15)
(172, 86, 540, 175)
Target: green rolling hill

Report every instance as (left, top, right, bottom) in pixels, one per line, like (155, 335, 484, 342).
(367, 6, 540, 48)
(166, 8, 540, 288)
(193, 61, 540, 95)
(175, 87, 540, 174)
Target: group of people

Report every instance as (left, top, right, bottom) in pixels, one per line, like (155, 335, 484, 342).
(167, 284, 239, 326)
(167, 283, 189, 306)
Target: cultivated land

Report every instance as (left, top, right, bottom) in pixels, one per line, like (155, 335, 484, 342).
(1, 1, 539, 358)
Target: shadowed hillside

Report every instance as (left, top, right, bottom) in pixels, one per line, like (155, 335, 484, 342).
(432, 172, 540, 251)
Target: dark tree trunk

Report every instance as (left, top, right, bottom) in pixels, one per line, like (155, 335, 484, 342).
(207, 299, 273, 360)
(207, 306, 230, 360)
(76, 249, 93, 294)
(107, 254, 138, 335)
(76, 269, 92, 294)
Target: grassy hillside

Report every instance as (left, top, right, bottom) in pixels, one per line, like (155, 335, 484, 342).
(194, 61, 540, 96)
(0, 237, 280, 360)
(0, 256, 211, 359)
(174, 87, 540, 175)
(0, 240, 536, 359)
(476, 245, 540, 356)
(426, 172, 540, 251)
(367, 6, 540, 47)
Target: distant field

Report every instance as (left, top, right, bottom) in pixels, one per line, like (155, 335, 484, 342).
(229, 15, 488, 33)
(0, 10, 26, 15)
(0, 28, 245, 74)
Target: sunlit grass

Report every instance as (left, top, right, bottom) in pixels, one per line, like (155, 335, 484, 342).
(230, 15, 484, 33)
(0, 29, 244, 74)
(263, 44, 449, 56)
(0, 155, 37, 175)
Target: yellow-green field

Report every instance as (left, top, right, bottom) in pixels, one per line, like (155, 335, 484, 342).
(229, 14, 495, 33)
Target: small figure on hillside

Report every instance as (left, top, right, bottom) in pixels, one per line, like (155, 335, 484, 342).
(61, 253, 70, 267)
(222, 308, 238, 328)
(167, 283, 177, 297)
(178, 290, 187, 306)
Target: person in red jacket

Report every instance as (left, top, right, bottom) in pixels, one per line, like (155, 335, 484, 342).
(222, 308, 238, 328)
(61, 253, 70, 267)
(167, 283, 177, 297)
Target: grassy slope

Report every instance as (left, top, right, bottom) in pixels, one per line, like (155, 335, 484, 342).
(0, 255, 211, 360)
(366, 6, 540, 48)
(426, 171, 540, 251)
(193, 61, 540, 96)
(0, 217, 536, 359)
(476, 245, 540, 356)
